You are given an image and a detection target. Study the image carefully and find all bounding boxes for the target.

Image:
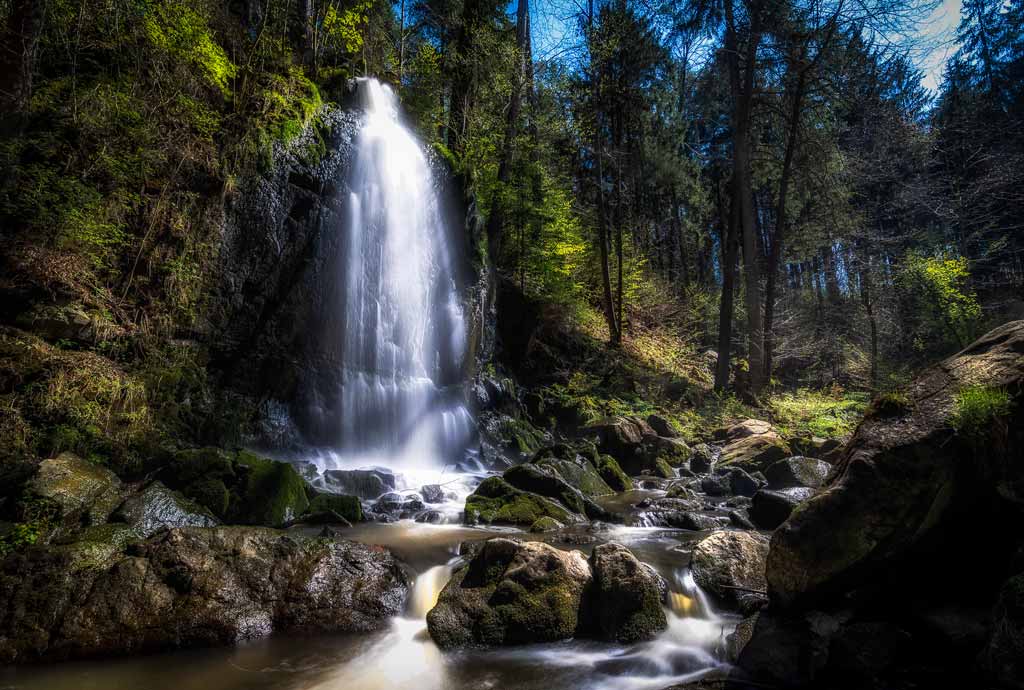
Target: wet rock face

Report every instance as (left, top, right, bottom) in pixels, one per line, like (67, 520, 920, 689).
(323, 469, 395, 499)
(464, 476, 581, 527)
(0, 526, 408, 663)
(765, 456, 831, 489)
(112, 481, 218, 538)
(426, 539, 667, 649)
(690, 531, 769, 615)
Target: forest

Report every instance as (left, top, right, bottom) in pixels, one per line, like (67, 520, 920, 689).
(0, 0, 1022, 689)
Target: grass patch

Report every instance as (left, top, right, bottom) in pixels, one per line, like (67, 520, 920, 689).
(770, 387, 869, 439)
(866, 390, 913, 419)
(951, 386, 1012, 437)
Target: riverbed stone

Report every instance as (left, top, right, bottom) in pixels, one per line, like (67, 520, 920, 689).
(689, 444, 716, 473)
(646, 414, 681, 438)
(750, 487, 815, 530)
(504, 463, 615, 521)
(584, 543, 667, 643)
(304, 491, 363, 523)
(691, 531, 769, 614)
(0, 526, 408, 663)
(531, 449, 614, 497)
(765, 456, 831, 489)
(323, 468, 395, 499)
(594, 455, 632, 491)
(426, 538, 591, 648)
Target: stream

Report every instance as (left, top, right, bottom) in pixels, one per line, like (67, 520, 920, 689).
(1, 515, 737, 690)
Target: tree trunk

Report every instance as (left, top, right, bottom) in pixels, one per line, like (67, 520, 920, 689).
(0, 0, 45, 114)
(715, 183, 738, 390)
(763, 66, 807, 385)
(724, 0, 764, 392)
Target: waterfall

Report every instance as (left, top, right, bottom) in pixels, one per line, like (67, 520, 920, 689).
(316, 78, 475, 471)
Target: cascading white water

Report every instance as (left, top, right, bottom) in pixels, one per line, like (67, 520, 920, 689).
(323, 78, 474, 472)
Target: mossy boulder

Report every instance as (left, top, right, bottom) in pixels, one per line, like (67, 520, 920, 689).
(718, 424, 790, 474)
(161, 448, 311, 528)
(112, 481, 218, 538)
(504, 464, 615, 522)
(464, 477, 579, 527)
(531, 447, 614, 498)
(232, 452, 309, 527)
(582, 543, 667, 643)
(27, 452, 125, 538)
(643, 436, 692, 467)
(595, 455, 632, 491)
(426, 538, 592, 648)
(304, 492, 364, 524)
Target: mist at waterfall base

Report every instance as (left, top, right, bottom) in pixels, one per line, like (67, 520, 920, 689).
(1, 79, 735, 690)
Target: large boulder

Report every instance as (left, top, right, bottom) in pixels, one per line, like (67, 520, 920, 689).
(531, 446, 615, 497)
(112, 481, 219, 538)
(464, 477, 580, 527)
(738, 321, 1024, 688)
(426, 539, 591, 648)
(27, 453, 124, 537)
(749, 488, 815, 530)
(690, 531, 769, 614)
(582, 416, 655, 458)
(583, 543, 667, 643)
(323, 468, 395, 499)
(718, 422, 791, 474)
(504, 463, 615, 522)
(0, 526, 407, 663)
(646, 414, 681, 438)
(232, 452, 309, 527)
(765, 456, 831, 489)
(768, 321, 1024, 609)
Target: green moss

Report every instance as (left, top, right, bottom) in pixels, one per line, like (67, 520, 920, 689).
(951, 386, 1013, 437)
(769, 388, 869, 439)
(653, 458, 674, 479)
(499, 416, 545, 455)
(529, 516, 564, 532)
(0, 521, 44, 556)
(233, 452, 310, 527)
(306, 493, 363, 523)
(595, 455, 632, 491)
(184, 477, 230, 518)
(465, 477, 573, 526)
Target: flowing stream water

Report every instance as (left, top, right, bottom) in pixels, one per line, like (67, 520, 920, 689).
(1, 79, 735, 690)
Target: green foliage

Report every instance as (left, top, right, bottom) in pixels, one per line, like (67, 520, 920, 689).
(770, 387, 869, 439)
(900, 253, 982, 350)
(143, 1, 237, 94)
(0, 522, 44, 556)
(867, 391, 913, 419)
(951, 386, 1012, 436)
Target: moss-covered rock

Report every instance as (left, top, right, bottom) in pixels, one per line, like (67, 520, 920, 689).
(532, 449, 614, 498)
(27, 452, 125, 538)
(583, 542, 667, 643)
(529, 516, 564, 532)
(160, 448, 312, 528)
(504, 464, 614, 522)
(718, 427, 791, 473)
(232, 452, 310, 527)
(643, 436, 692, 466)
(304, 492, 363, 523)
(426, 538, 592, 648)
(464, 477, 578, 527)
(595, 455, 632, 491)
